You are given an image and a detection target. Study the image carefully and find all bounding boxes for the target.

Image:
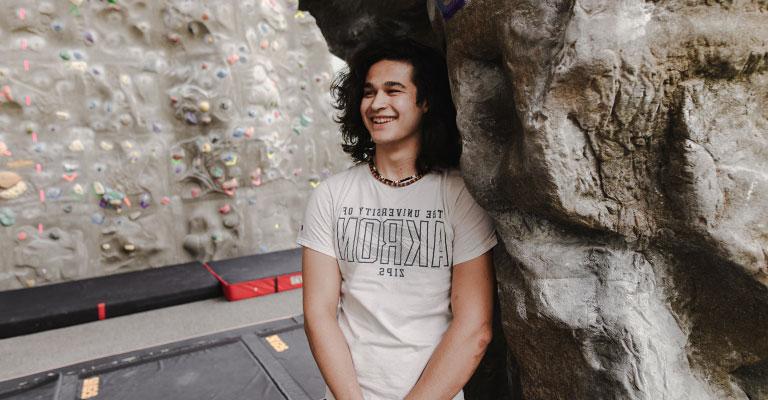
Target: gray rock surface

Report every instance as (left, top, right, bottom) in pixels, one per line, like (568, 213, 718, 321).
(300, 1, 768, 398)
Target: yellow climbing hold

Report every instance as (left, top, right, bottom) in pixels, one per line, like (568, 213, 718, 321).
(93, 182, 105, 195)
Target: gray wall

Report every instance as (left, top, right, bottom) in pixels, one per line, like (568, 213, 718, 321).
(0, 0, 349, 290)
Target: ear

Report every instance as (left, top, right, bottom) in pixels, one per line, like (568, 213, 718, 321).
(420, 99, 429, 113)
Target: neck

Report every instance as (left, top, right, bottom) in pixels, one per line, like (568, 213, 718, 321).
(373, 140, 420, 180)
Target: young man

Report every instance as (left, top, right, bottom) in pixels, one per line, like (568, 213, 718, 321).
(297, 38, 497, 400)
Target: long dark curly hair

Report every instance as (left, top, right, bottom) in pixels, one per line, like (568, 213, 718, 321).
(331, 37, 461, 174)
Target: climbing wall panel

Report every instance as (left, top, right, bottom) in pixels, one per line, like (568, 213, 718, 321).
(0, 0, 348, 290)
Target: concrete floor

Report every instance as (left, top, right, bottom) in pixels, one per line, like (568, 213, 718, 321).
(0, 289, 303, 382)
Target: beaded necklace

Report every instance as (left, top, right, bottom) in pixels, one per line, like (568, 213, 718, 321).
(368, 160, 425, 188)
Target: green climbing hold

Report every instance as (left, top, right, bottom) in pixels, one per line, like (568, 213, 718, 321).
(0, 208, 15, 227)
(211, 166, 225, 178)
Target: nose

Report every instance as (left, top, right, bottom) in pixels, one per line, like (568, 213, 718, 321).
(370, 90, 388, 111)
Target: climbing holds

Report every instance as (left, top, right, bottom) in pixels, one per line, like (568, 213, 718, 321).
(139, 193, 151, 209)
(211, 166, 224, 178)
(0, 174, 27, 200)
(68, 140, 84, 152)
(222, 153, 238, 166)
(93, 182, 105, 195)
(0, 208, 15, 227)
(91, 213, 105, 225)
(0, 171, 22, 189)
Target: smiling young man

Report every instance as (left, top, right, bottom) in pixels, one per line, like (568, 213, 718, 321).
(297, 38, 497, 400)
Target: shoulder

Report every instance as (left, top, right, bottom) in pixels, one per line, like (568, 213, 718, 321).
(318, 163, 366, 190)
(436, 167, 467, 194)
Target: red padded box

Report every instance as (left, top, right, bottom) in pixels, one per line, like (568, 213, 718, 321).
(203, 263, 277, 301)
(277, 272, 303, 292)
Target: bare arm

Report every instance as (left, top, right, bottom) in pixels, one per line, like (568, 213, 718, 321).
(404, 251, 495, 400)
(302, 247, 364, 400)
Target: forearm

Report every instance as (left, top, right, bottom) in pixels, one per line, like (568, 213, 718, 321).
(404, 321, 491, 400)
(304, 312, 364, 400)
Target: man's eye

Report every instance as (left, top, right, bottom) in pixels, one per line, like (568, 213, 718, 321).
(363, 92, 374, 97)
(388, 90, 401, 94)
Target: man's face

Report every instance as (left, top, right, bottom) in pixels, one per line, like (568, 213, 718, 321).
(360, 59, 428, 149)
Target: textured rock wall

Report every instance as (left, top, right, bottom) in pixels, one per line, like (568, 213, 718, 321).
(300, 1, 768, 398)
(0, 0, 348, 290)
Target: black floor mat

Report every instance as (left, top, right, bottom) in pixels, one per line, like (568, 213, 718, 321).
(0, 248, 303, 338)
(0, 315, 324, 400)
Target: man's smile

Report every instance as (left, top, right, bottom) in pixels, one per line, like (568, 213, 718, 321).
(372, 116, 397, 125)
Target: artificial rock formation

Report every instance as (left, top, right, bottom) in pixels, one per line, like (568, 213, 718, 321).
(299, 1, 768, 398)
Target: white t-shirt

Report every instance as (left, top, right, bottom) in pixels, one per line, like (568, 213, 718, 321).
(297, 163, 497, 400)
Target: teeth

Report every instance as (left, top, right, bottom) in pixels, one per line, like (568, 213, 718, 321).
(373, 117, 395, 124)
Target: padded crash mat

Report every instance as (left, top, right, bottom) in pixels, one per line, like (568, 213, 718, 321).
(0, 248, 302, 338)
(0, 315, 324, 400)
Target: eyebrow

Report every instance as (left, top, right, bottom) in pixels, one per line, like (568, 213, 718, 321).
(364, 81, 407, 90)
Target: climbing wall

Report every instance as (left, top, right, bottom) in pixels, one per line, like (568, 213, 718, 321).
(0, 0, 348, 290)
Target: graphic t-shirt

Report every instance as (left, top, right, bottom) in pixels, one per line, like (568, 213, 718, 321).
(296, 164, 497, 400)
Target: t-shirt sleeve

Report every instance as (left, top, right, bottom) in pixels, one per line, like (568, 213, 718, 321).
(296, 181, 337, 259)
(451, 182, 497, 265)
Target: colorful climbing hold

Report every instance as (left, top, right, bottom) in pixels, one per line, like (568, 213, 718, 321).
(0, 176, 27, 200)
(0, 171, 22, 189)
(185, 111, 198, 125)
(0, 208, 15, 227)
(222, 153, 238, 166)
(221, 178, 238, 190)
(251, 169, 262, 186)
(219, 204, 231, 214)
(139, 193, 151, 209)
(91, 213, 105, 225)
(68, 140, 84, 152)
(47, 187, 62, 200)
(210, 166, 224, 178)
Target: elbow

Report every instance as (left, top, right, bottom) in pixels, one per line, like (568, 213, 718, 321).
(468, 323, 493, 360)
(477, 324, 492, 353)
